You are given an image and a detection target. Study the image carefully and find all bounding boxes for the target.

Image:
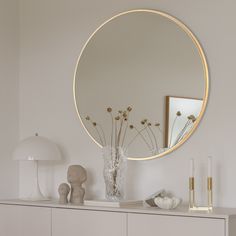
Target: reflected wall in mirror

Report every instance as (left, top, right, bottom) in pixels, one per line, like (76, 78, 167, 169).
(74, 9, 209, 160)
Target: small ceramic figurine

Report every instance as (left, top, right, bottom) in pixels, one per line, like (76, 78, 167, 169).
(67, 165, 87, 204)
(58, 183, 70, 204)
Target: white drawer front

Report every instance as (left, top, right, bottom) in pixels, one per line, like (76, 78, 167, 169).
(52, 208, 126, 236)
(0, 205, 51, 236)
(128, 213, 225, 236)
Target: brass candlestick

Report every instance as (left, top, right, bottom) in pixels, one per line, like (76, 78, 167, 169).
(207, 177, 213, 210)
(189, 177, 213, 212)
(189, 177, 195, 208)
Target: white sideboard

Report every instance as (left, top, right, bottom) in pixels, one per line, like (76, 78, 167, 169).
(0, 204, 51, 236)
(0, 200, 236, 236)
(128, 212, 225, 236)
(52, 208, 126, 236)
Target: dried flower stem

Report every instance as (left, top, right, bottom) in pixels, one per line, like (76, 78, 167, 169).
(169, 115, 178, 148)
(173, 120, 192, 146)
(121, 112, 130, 147)
(125, 125, 152, 153)
(109, 112, 114, 148)
(115, 120, 118, 148)
(156, 126, 163, 143)
(157, 126, 163, 134)
(147, 125, 159, 153)
(117, 118, 124, 147)
(134, 126, 152, 151)
(180, 120, 193, 139)
(86, 119, 104, 146)
(98, 124, 106, 146)
(145, 128, 155, 151)
(121, 119, 129, 147)
(94, 125, 104, 146)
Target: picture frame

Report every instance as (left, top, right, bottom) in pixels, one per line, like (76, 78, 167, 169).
(165, 96, 203, 148)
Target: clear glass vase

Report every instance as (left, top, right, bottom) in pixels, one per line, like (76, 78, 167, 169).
(102, 146, 127, 201)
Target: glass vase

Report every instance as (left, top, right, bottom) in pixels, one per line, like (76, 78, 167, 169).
(102, 146, 127, 201)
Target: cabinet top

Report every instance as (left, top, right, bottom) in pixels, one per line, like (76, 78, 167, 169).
(0, 199, 236, 219)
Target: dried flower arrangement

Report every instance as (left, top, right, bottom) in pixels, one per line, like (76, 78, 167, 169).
(85, 107, 197, 200)
(85, 106, 163, 200)
(85, 106, 163, 155)
(85, 107, 197, 155)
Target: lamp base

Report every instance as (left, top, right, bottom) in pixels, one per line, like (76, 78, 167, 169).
(25, 182, 50, 201)
(19, 160, 51, 201)
(20, 189, 50, 201)
(20, 197, 50, 201)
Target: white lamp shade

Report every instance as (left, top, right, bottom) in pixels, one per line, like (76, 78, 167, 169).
(13, 135, 61, 161)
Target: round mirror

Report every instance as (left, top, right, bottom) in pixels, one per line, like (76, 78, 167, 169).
(74, 9, 209, 160)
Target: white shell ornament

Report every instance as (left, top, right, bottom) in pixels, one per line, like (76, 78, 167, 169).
(154, 196, 181, 210)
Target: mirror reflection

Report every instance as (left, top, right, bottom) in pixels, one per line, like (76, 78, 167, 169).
(74, 10, 208, 160)
(165, 96, 203, 148)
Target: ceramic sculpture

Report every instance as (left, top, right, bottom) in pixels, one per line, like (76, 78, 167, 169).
(58, 183, 70, 204)
(67, 165, 87, 204)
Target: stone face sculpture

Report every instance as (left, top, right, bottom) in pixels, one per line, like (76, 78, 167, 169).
(67, 165, 87, 204)
(58, 183, 70, 204)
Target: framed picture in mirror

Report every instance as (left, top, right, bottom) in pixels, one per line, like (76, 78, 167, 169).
(165, 96, 203, 148)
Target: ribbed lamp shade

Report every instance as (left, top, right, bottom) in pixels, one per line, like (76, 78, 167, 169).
(13, 135, 61, 161)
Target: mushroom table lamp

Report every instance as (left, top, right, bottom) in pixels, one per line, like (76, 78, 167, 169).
(13, 133, 61, 201)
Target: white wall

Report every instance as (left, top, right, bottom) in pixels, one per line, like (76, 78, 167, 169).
(0, 0, 19, 198)
(18, 0, 236, 207)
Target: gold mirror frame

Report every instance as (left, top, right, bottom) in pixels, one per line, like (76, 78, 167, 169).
(73, 9, 209, 161)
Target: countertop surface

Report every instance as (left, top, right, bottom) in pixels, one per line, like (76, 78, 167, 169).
(0, 199, 236, 219)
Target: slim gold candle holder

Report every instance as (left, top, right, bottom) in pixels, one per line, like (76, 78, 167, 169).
(207, 177, 213, 210)
(189, 177, 213, 212)
(189, 177, 195, 209)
